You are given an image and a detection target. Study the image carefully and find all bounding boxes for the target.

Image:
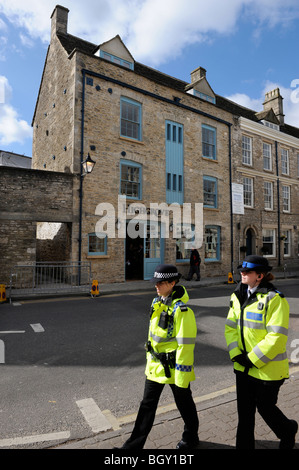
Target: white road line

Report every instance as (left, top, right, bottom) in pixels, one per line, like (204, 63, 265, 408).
(30, 323, 45, 333)
(0, 331, 25, 334)
(76, 398, 112, 433)
(0, 431, 70, 447)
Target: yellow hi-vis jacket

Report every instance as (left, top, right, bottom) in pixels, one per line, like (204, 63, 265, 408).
(145, 285, 197, 388)
(225, 281, 289, 381)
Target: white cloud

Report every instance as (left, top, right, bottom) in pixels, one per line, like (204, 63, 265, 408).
(0, 76, 32, 145)
(0, 0, 299, 65)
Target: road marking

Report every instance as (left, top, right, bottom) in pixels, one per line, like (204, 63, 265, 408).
(0, 331, 25, 334)
(30, 323, 45, 333)
(76, 398, 112, 433)
(0, 431, 70, 447)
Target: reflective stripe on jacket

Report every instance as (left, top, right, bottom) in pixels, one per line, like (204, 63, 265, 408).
(225, 281, 289, 381)
(145, 285, 197, 388)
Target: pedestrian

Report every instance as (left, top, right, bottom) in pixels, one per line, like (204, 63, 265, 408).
(225, 255, 298, 449)
(186, 247, 201, 281)
(120, 264, 199, 450)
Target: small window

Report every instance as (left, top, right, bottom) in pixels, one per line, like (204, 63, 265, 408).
(264, 181, 273, 210)
(242, 135, 252, 166)
(263, 143, 272, 171)
(282, 185, 290, 212)
(262, 229, 275, 257)
(120, 97, 142, 141)
(281, 149, 289, 175)
(243, 177, 254, 207)
(202, 125, 216, 160)
(88, 233, 107, 255)
(205, 225, 221, 261)
(203, 176, 217, 208)
(120, 160, 142, 199)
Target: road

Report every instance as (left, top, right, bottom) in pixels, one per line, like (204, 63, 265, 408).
(0, 279, 298, 448)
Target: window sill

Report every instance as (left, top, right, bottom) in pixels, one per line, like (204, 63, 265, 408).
(119, 136, 144, 145)
(87, 255, 110, 259)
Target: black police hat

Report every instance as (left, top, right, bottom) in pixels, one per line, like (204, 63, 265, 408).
(238, 255, 272, 273)
(150, 264, 181, 283)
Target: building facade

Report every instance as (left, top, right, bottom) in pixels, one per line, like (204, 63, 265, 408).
(31, 5, 299, 284)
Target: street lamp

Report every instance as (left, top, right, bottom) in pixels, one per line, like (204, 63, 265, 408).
(82, 153, 96, 175)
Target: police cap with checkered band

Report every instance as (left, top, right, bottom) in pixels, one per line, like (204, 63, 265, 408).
(150, 264, 182, 283)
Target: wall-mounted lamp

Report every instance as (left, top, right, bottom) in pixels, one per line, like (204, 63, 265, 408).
(81, 153, 96, 175)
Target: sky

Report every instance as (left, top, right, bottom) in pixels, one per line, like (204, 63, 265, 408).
(0, 0, 299, 158)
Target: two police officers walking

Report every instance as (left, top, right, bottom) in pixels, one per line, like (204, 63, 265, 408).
(120, 257, 297, 449)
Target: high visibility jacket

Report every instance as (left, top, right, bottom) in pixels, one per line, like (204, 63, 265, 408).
(145, 285, 197, 388)
(225, 281, 289, 381)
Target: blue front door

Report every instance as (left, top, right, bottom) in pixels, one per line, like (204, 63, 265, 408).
(143, 221, 164, 280)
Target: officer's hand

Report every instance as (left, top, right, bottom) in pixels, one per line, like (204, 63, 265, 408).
(232, 353, 253, 368)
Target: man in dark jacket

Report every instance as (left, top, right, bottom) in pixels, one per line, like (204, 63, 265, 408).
(186, 247, 201, 281)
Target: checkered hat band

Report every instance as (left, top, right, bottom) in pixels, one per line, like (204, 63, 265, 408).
(154, 272, 179, 279)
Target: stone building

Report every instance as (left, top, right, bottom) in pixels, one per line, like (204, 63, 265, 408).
(221, 89, 299, 269)
(30, 5, 299, 284)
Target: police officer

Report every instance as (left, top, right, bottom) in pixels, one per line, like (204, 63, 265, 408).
(121, 264, 199, 450)
(225, 255, 298, 449)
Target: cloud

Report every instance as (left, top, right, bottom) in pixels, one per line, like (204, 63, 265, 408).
(0, 76, 32, 145)
(0, 0, 299, 66)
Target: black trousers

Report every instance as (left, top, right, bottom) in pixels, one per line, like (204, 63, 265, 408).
(235, 371, 293, 449)
(123, 378, 199, 450)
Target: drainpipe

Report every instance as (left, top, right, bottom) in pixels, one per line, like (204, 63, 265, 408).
(78, 69, 86, 281)
(275, 141, 281, 265)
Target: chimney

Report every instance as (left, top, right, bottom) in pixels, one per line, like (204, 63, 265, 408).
(190, 66, 207, 84)
(263, 88, 284, 125)
(51, 5, 69, 38)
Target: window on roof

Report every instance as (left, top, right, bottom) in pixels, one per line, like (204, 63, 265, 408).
(262, 120, 280, 131)
(100, 50, 134, 70)
(192, 89, 215, 104)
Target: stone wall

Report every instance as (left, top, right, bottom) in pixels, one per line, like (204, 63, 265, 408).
(0, 166, 74, 284)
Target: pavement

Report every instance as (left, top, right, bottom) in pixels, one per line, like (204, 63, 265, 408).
(55, 366, 299, 451)
(52, 273, 299, 452)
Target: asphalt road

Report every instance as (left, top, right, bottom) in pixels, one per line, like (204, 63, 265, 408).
(0, 279, 298, 448)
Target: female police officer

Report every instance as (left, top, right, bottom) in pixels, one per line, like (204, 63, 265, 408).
(121, 264, 199, 450)
(225, 255, 298, 449)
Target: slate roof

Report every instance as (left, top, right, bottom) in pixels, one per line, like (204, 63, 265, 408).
(37, 31, 299, 141)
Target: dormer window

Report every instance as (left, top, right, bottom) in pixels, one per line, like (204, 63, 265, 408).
(261, 120, 280, 131)
(100, 50, 134, 70)
(187, 89, 215, 104)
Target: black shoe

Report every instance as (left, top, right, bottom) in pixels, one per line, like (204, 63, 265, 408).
(279, 420, 298, 449)
(176, 439, 200, 449)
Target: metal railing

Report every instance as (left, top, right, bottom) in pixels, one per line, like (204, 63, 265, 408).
(9, 262, 92, 301)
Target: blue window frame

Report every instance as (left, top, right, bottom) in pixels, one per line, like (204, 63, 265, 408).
(165, 120, 184, 204)
(88, 233, 107, 255)
(100, 50, 134, 70)
(202, 124, 216, 160)
(203, 176, 218, 208)
(119, 159, 142, 199)
(205, 225, 221, 261)
(120, 97, 142, 141)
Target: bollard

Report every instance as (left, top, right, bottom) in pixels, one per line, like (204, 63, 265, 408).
(91, 280, 99, 297)
(227, 272, 234, 284)
(0, 284, 6, 303)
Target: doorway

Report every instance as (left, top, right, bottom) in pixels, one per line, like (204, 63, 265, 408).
(245, 228, 255, 256)
(125, 220, 164, 280)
